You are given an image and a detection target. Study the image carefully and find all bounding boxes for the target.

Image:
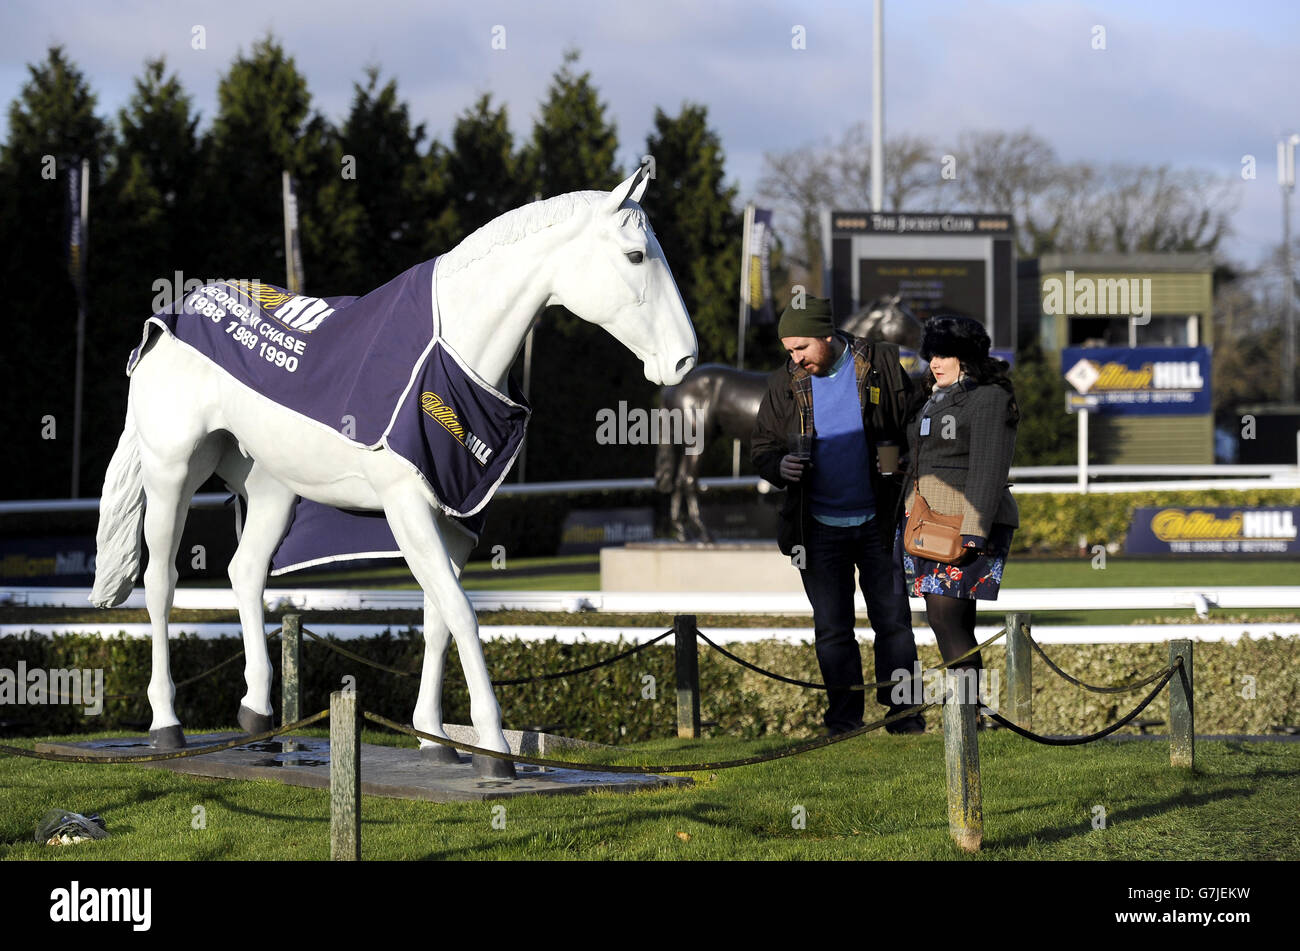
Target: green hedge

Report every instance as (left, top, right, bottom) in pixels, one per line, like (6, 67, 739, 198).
(1012, 488, 1300, 555)
(3, 632, 1296, 743)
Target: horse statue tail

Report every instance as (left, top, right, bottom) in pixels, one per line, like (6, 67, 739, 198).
(89, 414, 145, 608)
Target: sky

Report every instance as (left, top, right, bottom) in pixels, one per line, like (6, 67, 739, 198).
(3, 0, 1299, 270)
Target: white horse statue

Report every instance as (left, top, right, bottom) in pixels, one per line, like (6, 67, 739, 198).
(89, 166, 696, 777)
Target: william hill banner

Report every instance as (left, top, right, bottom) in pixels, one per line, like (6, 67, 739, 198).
(1062, 346, 1210, 414)
(1126, 506, 1300, 555)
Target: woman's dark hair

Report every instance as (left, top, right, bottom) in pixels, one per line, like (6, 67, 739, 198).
(918, 314, 1019, 424)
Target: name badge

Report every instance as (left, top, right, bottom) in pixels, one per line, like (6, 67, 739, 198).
(869, 386, 880, 405)
(919, 417, 931, 436)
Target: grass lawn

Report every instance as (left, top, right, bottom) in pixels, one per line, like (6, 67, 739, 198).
(2, 726, 1296, 861)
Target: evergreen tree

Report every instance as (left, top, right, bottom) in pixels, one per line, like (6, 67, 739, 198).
(0, 47, 113, 497)
(640, 103, 742, 365)
(200, 35, 331, 288)
(524, 49, 620, 198)
(446, 93, 530, 240)
(81, 58, 207, 488)
(315, 66, 431, 292)
(517, 51, 640, 480)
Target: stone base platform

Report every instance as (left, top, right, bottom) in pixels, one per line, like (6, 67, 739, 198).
(601, 540, 805, 593)
(35, 726, 691, 802)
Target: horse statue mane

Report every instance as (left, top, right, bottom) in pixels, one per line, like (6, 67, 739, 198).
(839, 293, 924, 350)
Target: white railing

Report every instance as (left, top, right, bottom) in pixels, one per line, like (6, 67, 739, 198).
(1, 464, 1298, 515)
(4, 621, 1295, 645)
(5, 585, 1298, 615)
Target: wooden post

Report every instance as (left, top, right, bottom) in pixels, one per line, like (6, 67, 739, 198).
(282, 613, 301, 726)
(330, 689, 360, 860)
(1169, 640, 1194, 770)
(674, 614, 701, 739)
(1004, 612, 1032, 729)
(943, 668, 983, 853)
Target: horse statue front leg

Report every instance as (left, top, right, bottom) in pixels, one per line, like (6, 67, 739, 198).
(411, 516, 477, 764)
(379, 480, 515, 778)
(682, 455, 713, 543)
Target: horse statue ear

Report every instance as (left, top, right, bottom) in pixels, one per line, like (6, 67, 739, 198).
(602, 165, 649, 216)
(630, 165, 650, 204)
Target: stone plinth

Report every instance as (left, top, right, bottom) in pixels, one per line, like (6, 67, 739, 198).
(601, 540, 804, 593)
(35, 726, 690, 803)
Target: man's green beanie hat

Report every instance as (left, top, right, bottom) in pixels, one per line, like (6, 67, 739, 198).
(778, 296, 835, 339)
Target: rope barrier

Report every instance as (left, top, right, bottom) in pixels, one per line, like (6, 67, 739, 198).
(302, 627, 420, 678)
(491, 630, 674, 685)
(1022, 628, 1174, 694)
(695, 626, 1008, 692)
(302, 626, 674, 686)
(28, 628, 283, 704)
(0, 708, 330, 764)
(983, 660, 1180, 746)
(363, 702, 938, 774)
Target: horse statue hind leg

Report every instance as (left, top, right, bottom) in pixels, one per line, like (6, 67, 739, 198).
(90, 348, 233, 748)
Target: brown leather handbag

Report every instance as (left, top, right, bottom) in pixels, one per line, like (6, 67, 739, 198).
(903, 480, 964, 563)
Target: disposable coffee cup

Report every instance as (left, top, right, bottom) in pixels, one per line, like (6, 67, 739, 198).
(876, 440, 900, 475)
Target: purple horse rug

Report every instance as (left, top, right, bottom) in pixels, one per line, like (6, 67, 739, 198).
(128, 258, 530, 573)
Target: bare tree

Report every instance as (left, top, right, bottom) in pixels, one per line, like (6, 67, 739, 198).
(761, 124, 1238, 283)
(758, 124, 939, 292)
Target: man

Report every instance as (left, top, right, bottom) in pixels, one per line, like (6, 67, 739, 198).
(751, 296, 925, 735)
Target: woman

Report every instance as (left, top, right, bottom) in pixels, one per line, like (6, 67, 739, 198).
(896, 315, 1019, 701)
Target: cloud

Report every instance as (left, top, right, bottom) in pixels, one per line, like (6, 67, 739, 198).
(1, 0, 1296, 263)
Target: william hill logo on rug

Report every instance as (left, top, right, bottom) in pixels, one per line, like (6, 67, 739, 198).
(421, 392, 492, 466)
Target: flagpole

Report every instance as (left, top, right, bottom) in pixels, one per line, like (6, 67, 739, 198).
(734, 203, 755, 477)
(737, 202, 754, 372)
(70, 157, 89, 498)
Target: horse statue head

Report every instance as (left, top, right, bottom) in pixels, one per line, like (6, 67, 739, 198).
(840, 293, 924, 350)
(545, 166, 698, 386)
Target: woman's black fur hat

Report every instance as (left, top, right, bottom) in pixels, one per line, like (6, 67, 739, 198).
(919, 314, 991, 364)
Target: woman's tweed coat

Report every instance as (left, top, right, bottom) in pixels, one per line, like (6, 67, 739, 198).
(902, 379, 1018, 547)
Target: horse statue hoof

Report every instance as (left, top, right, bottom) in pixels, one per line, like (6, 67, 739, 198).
(237, 705, 274, 736)
(473, 754, 516, 780)
(149, 725, 186, 749)
(419, 742, 462, 764)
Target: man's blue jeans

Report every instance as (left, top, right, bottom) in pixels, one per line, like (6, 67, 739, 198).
(797, 517, 920, 733)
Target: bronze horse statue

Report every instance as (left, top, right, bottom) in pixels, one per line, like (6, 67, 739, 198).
(654, 364, 767, 542)
(655, 295, 923, 542)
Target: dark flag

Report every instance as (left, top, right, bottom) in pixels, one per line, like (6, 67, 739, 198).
(65, 159, 87, 305)
(745, 207, 775, 326)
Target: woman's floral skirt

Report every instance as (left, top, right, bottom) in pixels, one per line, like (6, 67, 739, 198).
(895, 523, 1015, 600)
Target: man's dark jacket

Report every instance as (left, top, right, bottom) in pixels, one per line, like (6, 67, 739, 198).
(751, 333, 916, 556)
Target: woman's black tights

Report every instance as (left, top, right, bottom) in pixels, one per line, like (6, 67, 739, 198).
(924, 593, 980, 671)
